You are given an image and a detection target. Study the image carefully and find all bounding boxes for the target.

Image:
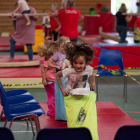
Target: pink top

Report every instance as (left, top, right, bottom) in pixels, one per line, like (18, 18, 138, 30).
(44, 57, 56, 81)
(12, 7, 38, 45)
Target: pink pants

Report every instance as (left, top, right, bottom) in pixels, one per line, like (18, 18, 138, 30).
(44, 82, 55, 116)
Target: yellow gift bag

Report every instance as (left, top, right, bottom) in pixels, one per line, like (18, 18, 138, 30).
(64, 91, 99, 140)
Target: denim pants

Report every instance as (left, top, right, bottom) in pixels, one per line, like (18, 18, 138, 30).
(9, 37, 33, 60)
(116, 25, 127, 43)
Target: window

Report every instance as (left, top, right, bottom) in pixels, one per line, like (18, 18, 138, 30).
(111, 0, 137, 15)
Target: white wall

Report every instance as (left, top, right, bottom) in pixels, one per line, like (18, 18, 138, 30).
(131, 0, 138, 13)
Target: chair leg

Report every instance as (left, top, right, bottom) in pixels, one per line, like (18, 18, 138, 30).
(21, 117, 29, 127)
(4, 119, 8, 127)
(0, 109, 4, 121)
(26, 118, 29, 127)
(96, 75, 99, 101)
(34, 115, 41, 132)
(9, 119, 14, 129)
(34, 116, 38, 133)
(29, 116, 35, 136)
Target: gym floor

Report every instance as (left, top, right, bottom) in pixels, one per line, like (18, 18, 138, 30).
(0, 75, 140, 140)
(0, 37, 140, 140)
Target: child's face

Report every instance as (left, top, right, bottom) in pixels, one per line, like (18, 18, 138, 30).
(73, 56, 86, 72)
(59, 43, 65, 53)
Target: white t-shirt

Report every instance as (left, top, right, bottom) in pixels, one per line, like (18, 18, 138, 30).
(62, 65, 93, 95)
(18, 0, 30, 12)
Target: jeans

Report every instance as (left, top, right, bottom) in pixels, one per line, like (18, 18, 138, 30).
(9, 37, 33, 60)
(116, 25, 127, 43)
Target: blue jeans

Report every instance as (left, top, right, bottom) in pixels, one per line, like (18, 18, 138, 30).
(116, 25, 127, 43)
(9, 37, 33, 60)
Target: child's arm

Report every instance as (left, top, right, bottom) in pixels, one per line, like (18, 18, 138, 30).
(89, 71, 95, 90)
(12, 3, 21, 16)
(48, 58, 62, 70)
(41, 65, 47, 86)
(56, 71, 69, 96)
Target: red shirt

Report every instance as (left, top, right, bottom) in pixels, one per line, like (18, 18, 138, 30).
(50, 11, 59, 31)
(58, 9, 64, 35)
(58, 7, 81, 39)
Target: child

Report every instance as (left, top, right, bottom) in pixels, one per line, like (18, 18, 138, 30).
(48, 36, 70, 72)
(49, 3, 60, 41)
(38, 36, 59, 116)
(56, 42, 99, 140)
(48, 36, 70, 121)
(12, 0, 30, 25)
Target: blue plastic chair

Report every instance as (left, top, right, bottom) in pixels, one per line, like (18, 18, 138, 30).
(0, 127, 15, 140)
(96, 49, 127, 102)
(0, 82, 39, 124)
(36, 127, 92, 140)
(114, 125, 140, 140)
(0, 82, 45, 136)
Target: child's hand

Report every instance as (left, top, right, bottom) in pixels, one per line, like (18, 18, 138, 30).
(42, 79, 47, 86)
(62, 89, 69, 96)
(56, 66, 62, 70)
(90, 82, 95, 90)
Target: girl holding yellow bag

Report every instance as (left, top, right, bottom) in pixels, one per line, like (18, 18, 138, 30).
(56, 42, 99, 140)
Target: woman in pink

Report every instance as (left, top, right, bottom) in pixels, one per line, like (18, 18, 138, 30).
(9, 0, 38, 60)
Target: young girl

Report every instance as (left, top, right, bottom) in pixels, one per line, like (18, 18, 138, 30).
(48, 36, 70, 121)
(48, 36, 70, 72)
(38, 36, 59, 116)
(12, 0, 30, 25)
(56, 43, 99, 140)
